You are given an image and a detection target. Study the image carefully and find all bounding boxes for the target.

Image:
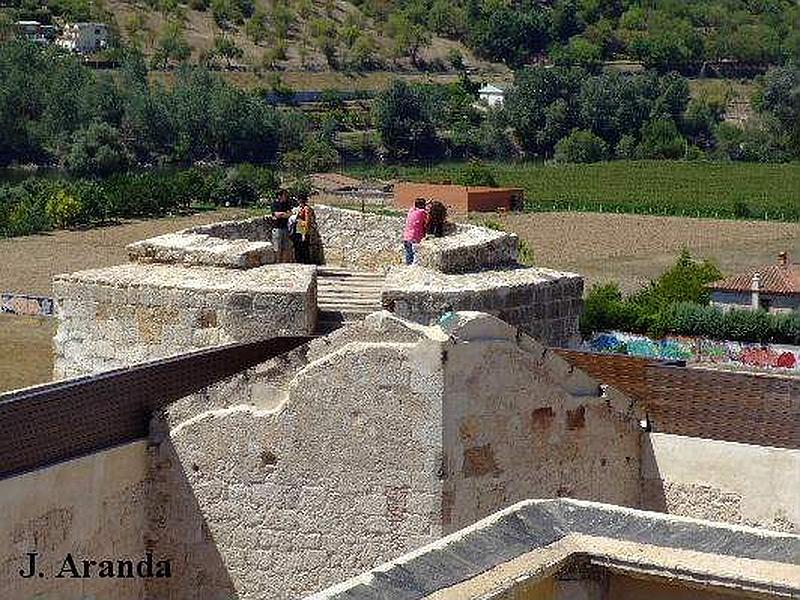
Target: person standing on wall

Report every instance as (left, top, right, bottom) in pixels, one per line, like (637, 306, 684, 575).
(291, 193, 317, 264)
(427, 200, 447, 238)
(271, 189, 294, 262)
(403, 198, 428, 265)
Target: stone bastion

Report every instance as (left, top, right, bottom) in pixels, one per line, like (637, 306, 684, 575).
(54, 205, 583, 378)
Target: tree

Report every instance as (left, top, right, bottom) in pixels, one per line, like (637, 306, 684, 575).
(505, 66, 583, 156)
(152, 21, 190, 69)
(554, 129, 608, 162)
(758, 65, 800, 158)
(637, 119, 686, 159)
(550, 36, 603, 71)
(387, 12, 431, 67)
(63, 123, 131, 177)
(467, 2, 550, 68)
(310, 18, 339, 68)
(212, 35, 243, 68)
(348, 34, 380, 71)
(373, 79, 440, 159)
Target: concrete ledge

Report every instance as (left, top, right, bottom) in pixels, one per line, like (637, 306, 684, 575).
(310, 498, 800, 600)
(53, 263, 317, 378)
(127, 232, 275, 268)
(382, 266, 583, 347)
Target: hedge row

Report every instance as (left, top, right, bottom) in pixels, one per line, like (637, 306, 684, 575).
(0, 165, 278, 238)
(653, 302, 800, 345)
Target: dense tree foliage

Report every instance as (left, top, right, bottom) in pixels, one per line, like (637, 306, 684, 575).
(352, 0, 800, 70)
(0, 42, 304, 168)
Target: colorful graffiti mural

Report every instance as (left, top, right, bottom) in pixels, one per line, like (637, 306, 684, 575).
(587, 331, 800, 373)
(1, 293, 54, 317)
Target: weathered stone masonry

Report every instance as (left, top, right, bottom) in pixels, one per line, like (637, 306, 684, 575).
(53, 262, 317, 378)
(145, 312, 641, 599)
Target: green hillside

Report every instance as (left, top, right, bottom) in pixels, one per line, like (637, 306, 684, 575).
(1, 0, 798, 75)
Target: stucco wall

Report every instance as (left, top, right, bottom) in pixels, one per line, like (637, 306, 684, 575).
(440, 315, 641, 532)
(148, 312, 640, 599)
(149, 329, 446, 599)
(53, 262, 317, 378)
(641, 432, 800, 532)
(0, 442, 149, 600)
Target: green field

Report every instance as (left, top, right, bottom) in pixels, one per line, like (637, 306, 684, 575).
(346, 161, 800, 221)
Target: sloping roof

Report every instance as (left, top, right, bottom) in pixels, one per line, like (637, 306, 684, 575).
(478, 84, 505, 94)
(312, 498, 800, 600)
(709, 264, 800, 295)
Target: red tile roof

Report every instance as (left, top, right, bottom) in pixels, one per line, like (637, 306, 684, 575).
(709, 264, 800, 295)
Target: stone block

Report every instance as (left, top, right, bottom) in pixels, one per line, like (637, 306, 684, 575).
(53, 263, 317, 377)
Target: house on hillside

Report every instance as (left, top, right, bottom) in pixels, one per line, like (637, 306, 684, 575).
(708, 252, 800, 313)
(15, 21, 57, 44)
(478, 84, 506, 107)
(57, 22, 108, 53)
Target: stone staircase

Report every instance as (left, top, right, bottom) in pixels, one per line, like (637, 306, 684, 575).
(316, 267, 385, 334)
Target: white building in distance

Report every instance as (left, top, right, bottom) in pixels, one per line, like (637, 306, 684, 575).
(57, 23, 109, 54)
(478, 83, 506, 107)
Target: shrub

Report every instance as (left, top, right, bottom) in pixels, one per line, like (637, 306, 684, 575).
(554, 129, 608, 163)
(63, 123, 132, 177)
(637, 119, 685, 159)
(615, 134, 637, 159)
(455, 161, 497, 187)
(46, 189, 84, 229)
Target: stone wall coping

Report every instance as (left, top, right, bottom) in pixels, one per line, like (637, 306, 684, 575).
(53, 263, 316, 294)
(383, 265, 583, 293)
(184, 214, 273, 235)
(310, 498, 800, 600)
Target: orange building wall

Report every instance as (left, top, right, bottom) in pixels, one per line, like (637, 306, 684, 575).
(394, 183, 523, 214)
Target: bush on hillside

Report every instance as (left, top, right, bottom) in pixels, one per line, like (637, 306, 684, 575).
(455, 161, 497, 187)
(554, 129, 608, 163)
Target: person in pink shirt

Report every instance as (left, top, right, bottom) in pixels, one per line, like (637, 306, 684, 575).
(403, 198, 428, 265)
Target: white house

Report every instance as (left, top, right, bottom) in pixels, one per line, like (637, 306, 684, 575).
(478, 83, 506, 107)
(708, 252, 800, 313)
(57, 23, 109, 54)
(15, 21, 57, 44)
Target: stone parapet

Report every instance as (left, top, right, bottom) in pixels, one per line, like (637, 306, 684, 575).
(314, 205, 518, 273)
(53, 263, 316, 378)
(382, 265, 583, 347)
(416, 224, 518, 273)
(127, 232, 275, 269)
(314, 205, 405, 270)
(185, 214, 273, 241)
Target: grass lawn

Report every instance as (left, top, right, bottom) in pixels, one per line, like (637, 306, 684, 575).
(346, 161, 800, 221)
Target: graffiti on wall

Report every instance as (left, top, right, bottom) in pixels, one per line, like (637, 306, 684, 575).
(588, 331, 800, 372)
(1, 293, 54, 317)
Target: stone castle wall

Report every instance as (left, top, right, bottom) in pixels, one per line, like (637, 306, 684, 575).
(53, 263, 316, 379)
(147, 312, 641, 599)
(383, 266, 584, 347)
(313, 205, 518, 273)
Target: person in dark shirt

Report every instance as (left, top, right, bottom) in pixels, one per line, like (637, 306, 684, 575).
(271, 189, 294, 262)
(427, 200, 447, 238)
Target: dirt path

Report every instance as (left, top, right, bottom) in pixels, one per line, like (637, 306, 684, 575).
(490, 212, 800, 293)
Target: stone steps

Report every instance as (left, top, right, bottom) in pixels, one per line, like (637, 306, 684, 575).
(316, 267, 385, 334)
